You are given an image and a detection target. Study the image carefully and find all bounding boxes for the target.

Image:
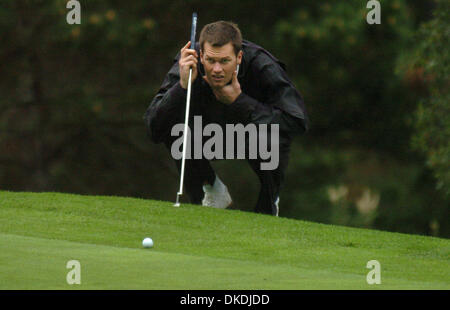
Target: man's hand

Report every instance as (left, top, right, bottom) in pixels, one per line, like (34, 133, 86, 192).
(179, 41, 198, 89)
(204, 71, 242, 105)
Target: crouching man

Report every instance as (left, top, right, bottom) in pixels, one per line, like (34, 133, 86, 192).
(144, 21, 308, 216)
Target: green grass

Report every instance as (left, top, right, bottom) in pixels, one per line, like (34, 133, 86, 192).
(0, 191, 449, 289)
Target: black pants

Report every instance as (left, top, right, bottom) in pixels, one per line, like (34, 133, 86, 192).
(163, 123, 292, 216)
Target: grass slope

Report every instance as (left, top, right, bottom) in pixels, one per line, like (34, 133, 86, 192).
(0, 191, 448, 290)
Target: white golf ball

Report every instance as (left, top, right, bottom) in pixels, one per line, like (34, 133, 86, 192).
(142, 237, 154, 248)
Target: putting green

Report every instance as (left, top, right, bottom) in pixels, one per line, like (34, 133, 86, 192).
(0, 191, 449, 289)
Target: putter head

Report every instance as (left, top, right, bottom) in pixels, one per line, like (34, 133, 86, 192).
(174, 192, 182, 207)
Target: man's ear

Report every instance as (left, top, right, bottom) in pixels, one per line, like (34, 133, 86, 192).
(237, 50, 243, 65)
(200, 50, 204, 64)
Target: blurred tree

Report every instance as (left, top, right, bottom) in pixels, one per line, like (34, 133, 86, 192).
(273, 0, 417, 156)
(0, 0, 173, 197)
(408, 0, 449, 197)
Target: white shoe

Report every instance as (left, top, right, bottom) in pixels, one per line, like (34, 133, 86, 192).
(202, 176, 232, 209)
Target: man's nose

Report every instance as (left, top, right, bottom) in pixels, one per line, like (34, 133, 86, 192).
(212, 62, 222, 72)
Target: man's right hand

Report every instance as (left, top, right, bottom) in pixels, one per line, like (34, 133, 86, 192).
(179, 41, 198, 89)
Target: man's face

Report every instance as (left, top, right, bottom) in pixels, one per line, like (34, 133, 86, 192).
(200, 42, 243, 88)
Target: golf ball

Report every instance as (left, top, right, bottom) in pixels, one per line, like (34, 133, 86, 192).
(142, 237, 154, 248)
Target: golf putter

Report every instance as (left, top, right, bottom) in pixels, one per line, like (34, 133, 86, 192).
(175, 12, 197, 207)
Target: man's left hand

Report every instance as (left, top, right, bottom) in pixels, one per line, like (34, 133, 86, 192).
(204, 71, 242, 105)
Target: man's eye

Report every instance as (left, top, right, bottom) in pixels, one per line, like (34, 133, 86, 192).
(221, 59, 230, 64)
(207, 59, 215, 64)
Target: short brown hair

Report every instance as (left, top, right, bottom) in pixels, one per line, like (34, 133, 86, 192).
(199, 21, 242, 55)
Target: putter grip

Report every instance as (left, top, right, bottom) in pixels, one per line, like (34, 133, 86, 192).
(190, 12, 197, 50)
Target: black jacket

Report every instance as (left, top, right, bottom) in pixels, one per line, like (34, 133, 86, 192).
(144, 40, 309, 144)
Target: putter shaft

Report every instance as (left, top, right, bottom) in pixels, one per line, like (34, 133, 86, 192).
(174, 68, 193, 207)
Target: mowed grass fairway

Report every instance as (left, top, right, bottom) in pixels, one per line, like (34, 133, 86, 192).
(0, 191, 449, 290)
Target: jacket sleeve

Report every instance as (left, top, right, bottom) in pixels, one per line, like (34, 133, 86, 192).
(227, 54, 309, 135)
(143, 55, 187, 143)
